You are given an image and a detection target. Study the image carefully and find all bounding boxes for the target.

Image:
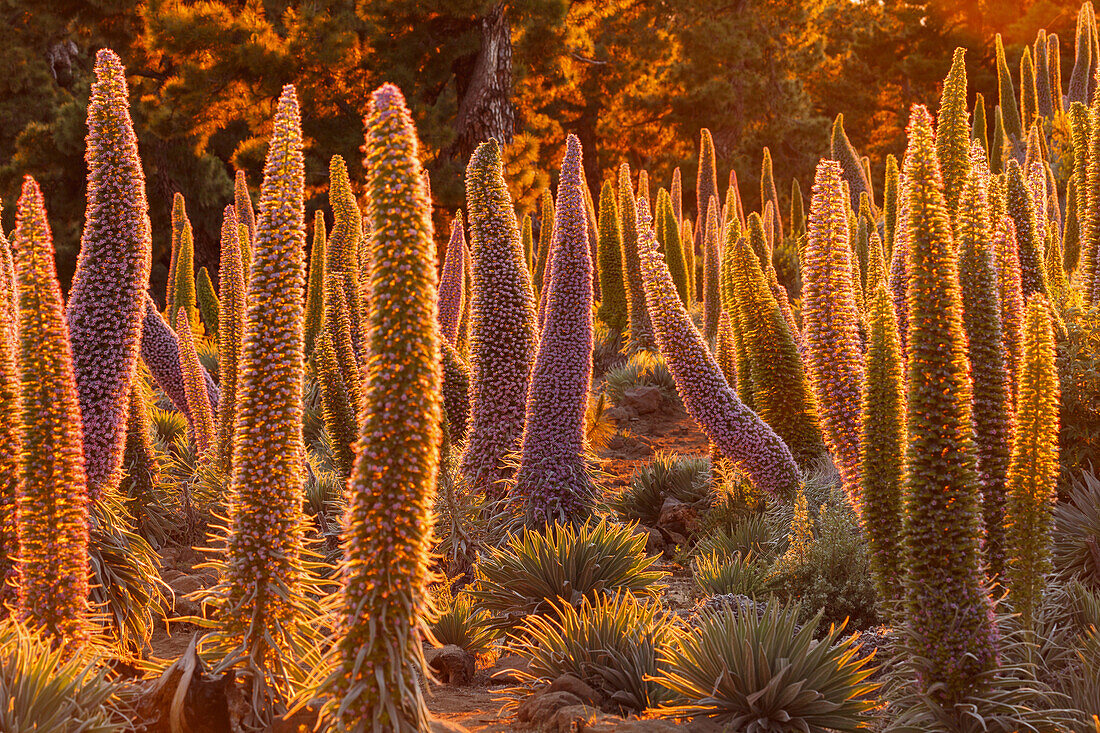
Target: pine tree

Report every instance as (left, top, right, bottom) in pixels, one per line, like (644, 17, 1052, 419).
(803, 160, 865, 512)
(957, 164, 1013, 578)
(513, 135, 594, 523)
(902, 105, 997, 705)
(65, 49, 152, 501)
(637, 198, 800, 497)
(200, 86, 316, 718)
(460, 139, 539, 495)
(936, 48, 970, 221)
(860, 284, 905, 608)
(438, 212, 467, 346)
(596, 180, 627, 335)
(322, 83, 441, 732)
(1004, 296, 1059, 628)
(303, 210, 326, 357)
(215, 206, 246, 472)
(619, 162, 655, 351)
(12, 176, 90, 647)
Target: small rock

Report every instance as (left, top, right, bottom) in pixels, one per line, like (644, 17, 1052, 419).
(547, 674, 603, 707)
(431, 719, 472, 733)
(488, 654, 529, 685)
(623, 386, 663, 415)
(428, 645, 476, 685)
(160, 569, 186, 584)
(542, 704, 603, 733)
(169, 574, 204, 595)
(630, 525, 665, 556)
(657, 497, 699, 539)
(605, 404, 639, 422)
(517, 691, 585, 723)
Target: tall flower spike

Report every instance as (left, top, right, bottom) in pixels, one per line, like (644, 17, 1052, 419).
(761, 147, 784, 243)
(728, 235, 824, 467)
(66, 48, 152, 501)
(12, 176, 90, 646)
(936, 48, 970, 220)
(995, 218, 1026, 402)
(1079, 96, 1100, 306)
(719, 222, 754, 408)
(596, 180, 627, 335)
(175, 308, 215, 456)
(637, 169, 650, 205)
(971, 94, 989, 156)
(322, 82, 441, 732)
(883, 154, 900, 256)
(830, 114, 871, 210)
(172, 206, 198, 329)
(618, 163, 655, 351)
(167, 193, 185, 313)
(314, 332, 356, 476)
(327, 155, 364, 361)
(1006, 158, 1051, 298)
(1069, 4, 1093, 105)
(215, 206, 246, 471)
(637, 197, 800, 498)
(997, 34, 1023, 140)
(437, 211, 467, 346)
(234, 170, 256, 277)
(441, 337, 470, 442)
(860, 285, 906, 609)
(1048, 33, 1065, 114)
(702, 198, 721, 344)
(670, 166, 683, 225)
(533, 189, 554, 301)
(140, 295, 219, 423)
(902, 105, 997, 704)
(201, 86, 315, 717)
(196, 267, 219, 338)
(0, 219, 19, 614)
(696, 129, 718, 253)
(1004, 295, 1059, 628)
(1020, 46, 1040, 129)
(803, 160, 865, 512)
(303, 210, 326, 357)
(513, 135, 594, 523)
(324, 274, 362, 428)
(656, 188, 689, 305)
(460, 139, 539, 495)
(957, 165, 1013, 577)
(522, 212, 534, 274)
(457, 234, 473, 356)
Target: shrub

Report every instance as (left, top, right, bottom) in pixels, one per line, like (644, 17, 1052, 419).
(470, 519, 667, 629)
(693, 515, 779, 563)
(602, 350, 677, 405)
(430, 587, 498, 659)
(515, 591, 675, 713)
(692, 551, 772, 597)
(1054, 470, 1100, 589)
(657, 602, 878, 731)
(609, 452, 710, 526)
(0, 620, 126, 733)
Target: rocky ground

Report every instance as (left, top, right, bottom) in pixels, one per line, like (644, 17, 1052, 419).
(150, 389, 719, 731)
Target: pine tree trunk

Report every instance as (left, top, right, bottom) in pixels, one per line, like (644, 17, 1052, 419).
(449, 2, 514, 162)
